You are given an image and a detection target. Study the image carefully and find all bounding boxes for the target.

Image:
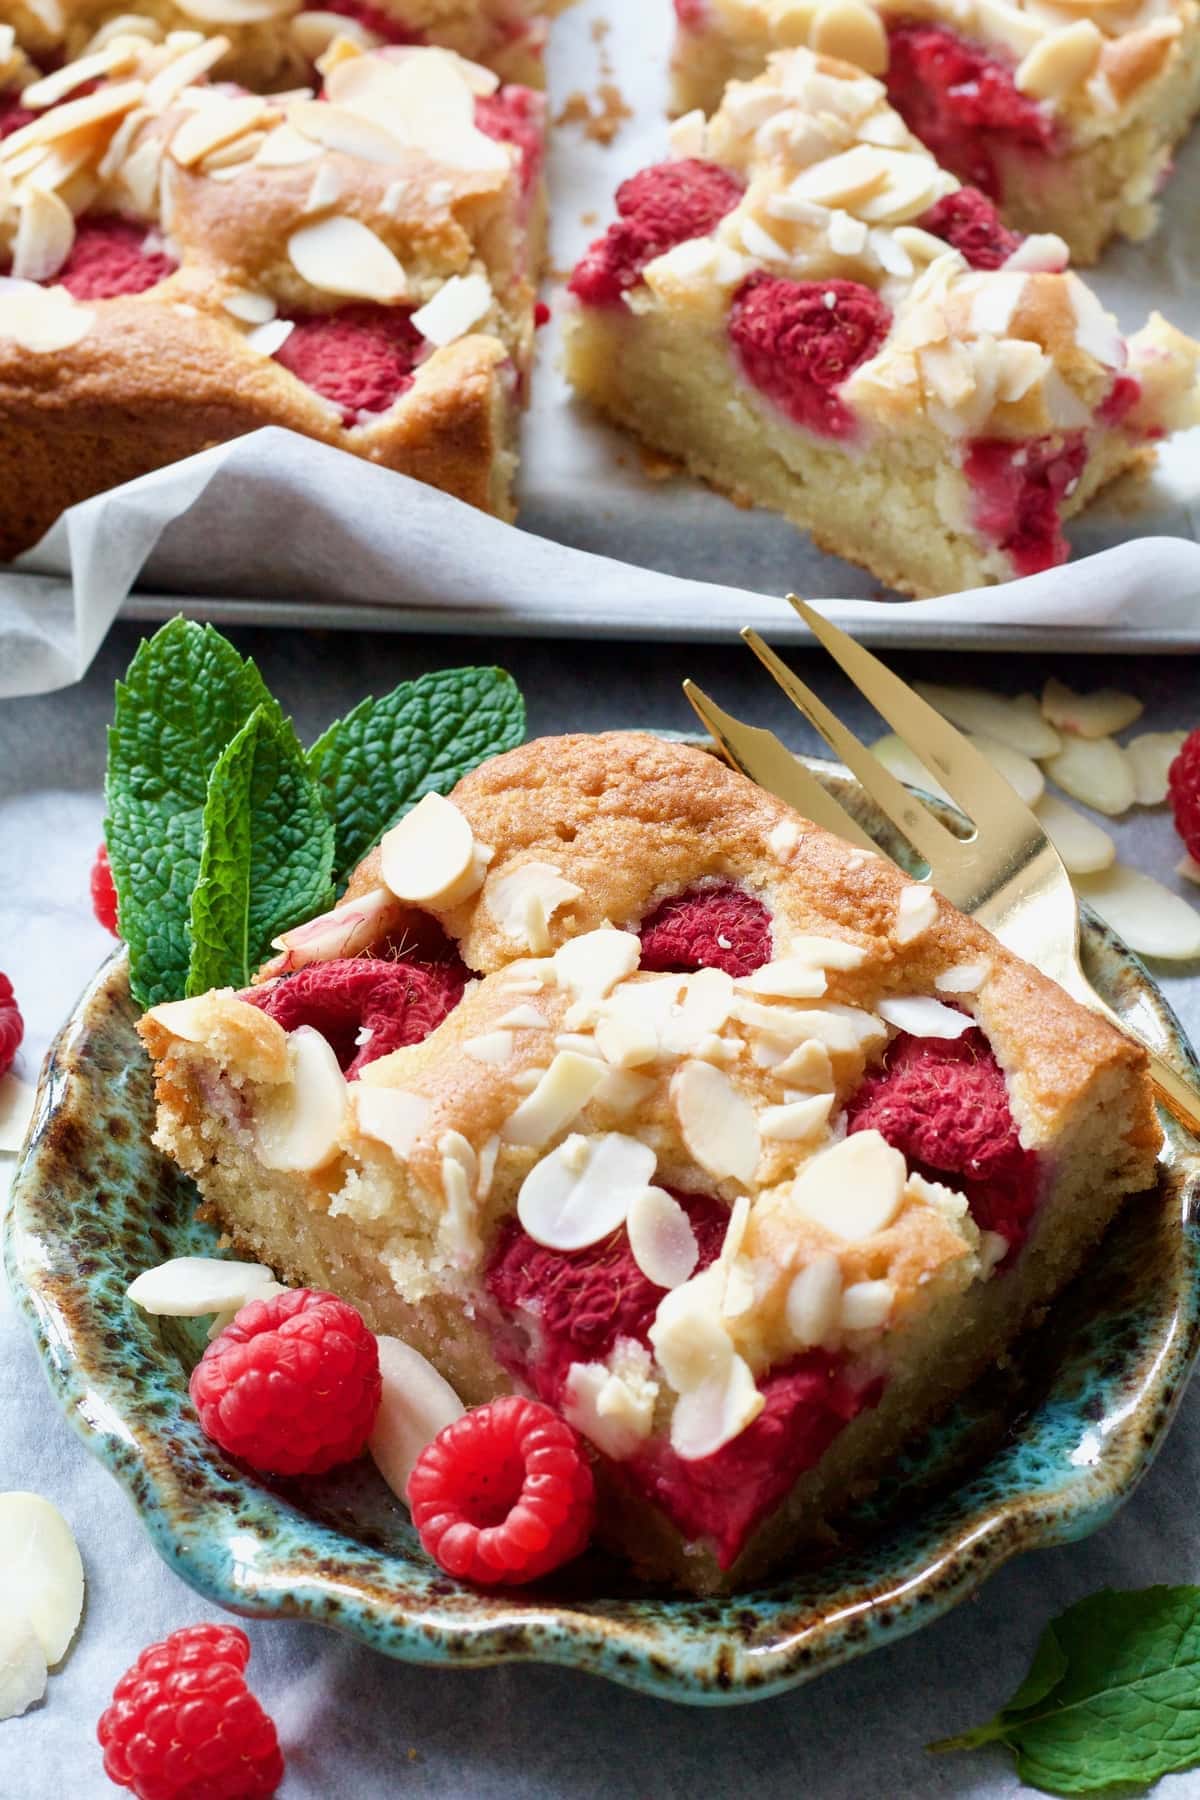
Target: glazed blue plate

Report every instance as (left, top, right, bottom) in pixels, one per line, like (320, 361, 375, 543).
(7, 763, 1200, 1705)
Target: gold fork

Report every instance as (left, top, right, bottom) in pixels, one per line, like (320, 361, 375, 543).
(684, 596, 1200, 1134)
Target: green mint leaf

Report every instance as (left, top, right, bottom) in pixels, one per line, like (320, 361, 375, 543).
(308, 666, 525, 883)
(104, 618, 283, 1007)
(931, 1587, 1200, 1795)
(187, 705, 335, 995)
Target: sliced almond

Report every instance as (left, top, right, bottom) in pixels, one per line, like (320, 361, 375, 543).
(671, 1060, 761, 1185)
(969, 732, 1046, 807)
(12, 185, 74, 282)
(170, 94, 265, 167)
(627, 1186, 699, 1290)
(463, 1030, 514, 1066)
(0, 1494, 83, 1666)
(1074, 864, 1200, 961)
(21, 43, 136, 110)
(127, 1256, 277, 1316)
(785, 934, 867, 971)
(501, 1052, 606, 1148)
(895, 883, 938, 945)
(1043, 735, 1135, 816)
(269, 884, 393, 966)
(660, 967, 736, 1055)
(913, 682, 1061, 757)
(563, 1351, 658, 1461)
(934, 960, 989, 994)
(855, 149, 946, 224)
(877, 995, 972, 1038)
(1034, 792, 1115, 875)
(487, 861, 582, 952)
(1016, 20, 1102, 99)
(840, 1277, 895, 1331)
(1042, 678, 1143, 740)
(784, 1251, 843, 1350)
(759, 1090, 834, 1141)
(670, 1355, 763, 1461)
(790, 1130, 906, 1240)
(287, 97, 406, 165)
(554, 928, 641, 1007)
(256, 121, 323, 166)
(517, 1131, 656, 1250)
(789, 143, 891, 209)
(324, 50, 508, 173)
(0, 1613, 46, 1720)
(810, 0, 888, 74)
(254, 1025, 347, 1171)
(287, 213, 407, 302)
(873, 733, 951, 803)
(379, 792, 482, 908)
(409, 271, 493, 348)
(736, 956, 827, 999)
(368, 1334, 464, 1503)
(1127, 732, 1187, 807)
(178, 0, 295, 18)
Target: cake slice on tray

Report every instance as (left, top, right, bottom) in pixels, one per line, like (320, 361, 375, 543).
(139, 731, 1160, 1594)
(0, 0, 564, 92)
(563, 47, 1200, 598)
(0, 28, 545, 555)
(670, 0, 1200, 262)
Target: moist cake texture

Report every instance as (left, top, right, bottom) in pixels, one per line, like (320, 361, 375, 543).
(139, 732, 1161, 1592)
(670, 0, 1200, 262)
(563, 47, 1200, 597)
(0, 27, 546, 554)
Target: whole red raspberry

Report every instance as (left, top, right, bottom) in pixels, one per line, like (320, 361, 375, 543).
(274, 306, 424, 425)
(190, 1288, 382, 1476)
(242, 954, 465, 1077)
(569, 159, 744, 306)
(1169, 730, 1200, 863)
(846, 1028, 1040, 1254)
(728, 274, 891, 439)
(0, 972, 23, 1078)
(91, 843, 120, 937)
(97, 1623, 283, 1800)
(57, 217, 177, 301)
(637, 881, 772, 977)
(408, 1396, 595, 1585)
(918, 188, 1023, 270)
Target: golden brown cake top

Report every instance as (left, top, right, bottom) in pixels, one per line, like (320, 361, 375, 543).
(140, 732, 1157, 1467)
(650, 48, 1199, 440)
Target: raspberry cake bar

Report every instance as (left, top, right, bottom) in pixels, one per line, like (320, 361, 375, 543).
(0, 29, 545, 554)
(0, 0, 563, 91)
(139, 732, 1159, 1593)
(671, 1, 1200, 262)
(564, 49, 1199, 596)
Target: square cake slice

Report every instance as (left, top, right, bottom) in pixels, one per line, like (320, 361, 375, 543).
(0, 0, 565, 92)
(670, 0, 1200, 262)
(139, 732, 1161, 1594)
(0, 28, 546, 555)
(563, 48, 1199, 597)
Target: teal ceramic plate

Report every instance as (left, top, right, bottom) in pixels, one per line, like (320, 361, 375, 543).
(7, 761, 1200, 1705)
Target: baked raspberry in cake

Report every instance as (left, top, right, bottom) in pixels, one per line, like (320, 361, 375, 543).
(138, 732, 1160, 1593)
(0, 0, 564, 92)
(670, 0, 1200, 262)
(564, 48, 1200, 597)
(0, 29, 546, 554)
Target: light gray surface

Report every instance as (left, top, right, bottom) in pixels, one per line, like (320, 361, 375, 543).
(1, 623, 1198, 1800)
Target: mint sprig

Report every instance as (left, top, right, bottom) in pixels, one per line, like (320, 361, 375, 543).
(932, 1586, 1200, 1795)
(187, 706, 335, 996)
(104, 619, 283, 1007)
(308, 667, 525, 883)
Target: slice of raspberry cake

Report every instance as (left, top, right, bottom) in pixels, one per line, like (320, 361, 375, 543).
(670, 1, 1200, 262)
(563, 48, 1199, 597)
(0, 0, 565, 92)
(139, 732, 1160, 1593)
(0, 29, 546, 555)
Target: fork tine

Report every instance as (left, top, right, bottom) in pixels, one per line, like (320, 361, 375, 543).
(682, 680, 880, 854)
(787, 597, 1037, 829)
(740, 629, 966, 875)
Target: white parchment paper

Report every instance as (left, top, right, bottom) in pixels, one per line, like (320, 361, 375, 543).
(2, 0, 1200, 695)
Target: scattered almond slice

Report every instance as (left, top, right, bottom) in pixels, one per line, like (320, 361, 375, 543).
(669, 1354, 763, 1461)
(1043, 735, 1135, 816)
(626, 1186, 699, 1290)
(1127, 731, 1187, 806)
(759, 1090, 834, 1141)
(873, 730, 1042, 807)
(790, 1130, 906, 1240)
(254, 1024, 348, 1171)
(1033, 792, 1115, 875)
(913, 682, 1061, 757)
(784, 1252, 843, 1350)
(353, 1085, 432, 1156)
(1041, 678, 1143, 739)
(368, 1335, 464, 1503)
(671, 1060, 761, 1184)
(1074, 864, 1200, 961)
(877, 995, 973, 1038)
(287, 213, 407, 302)
(0, 1494, 84, 1666)
(0, 1612, 46, 1720)
(501, 1051, 605, 1147)
(517, 1131, 656, 1250)
(127, 1256, 278, 1316)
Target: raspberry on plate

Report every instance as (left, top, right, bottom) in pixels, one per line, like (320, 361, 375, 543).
(1169, 730, 1200, 863)
(407, 1396, 595, 1585)
(98, 1623, 282, 1800)
(190, 1288, 382, 1476)
(91, 844, 120, 938)
(0, 972, 23, 1077)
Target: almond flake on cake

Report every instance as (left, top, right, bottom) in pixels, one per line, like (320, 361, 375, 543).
(0, 29, 547, 555)
(670, 0, 1200, 262)
(563, 47, 1200, 597)
(138, 731, 1160, 1593)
